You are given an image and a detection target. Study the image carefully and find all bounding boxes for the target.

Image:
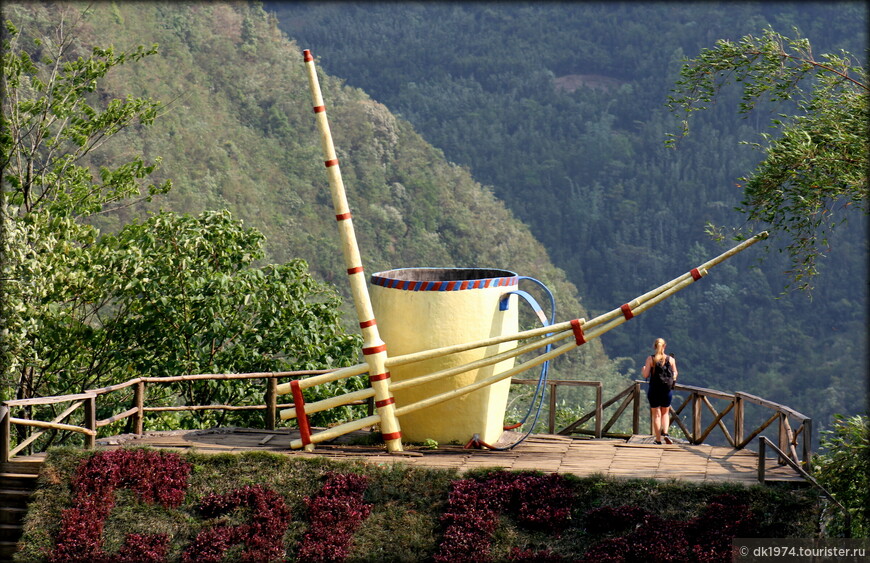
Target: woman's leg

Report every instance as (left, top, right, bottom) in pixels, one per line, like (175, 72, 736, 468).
(650, 407, 661, 442)
(659, 407, 672, 443)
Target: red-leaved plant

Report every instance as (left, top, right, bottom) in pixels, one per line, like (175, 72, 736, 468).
(182, 484, 290, 563)
(295, 472, 372, 562)
(581, 494, 758, 563)
(434, 471, 575, 562)
(50, 449, 190, 562)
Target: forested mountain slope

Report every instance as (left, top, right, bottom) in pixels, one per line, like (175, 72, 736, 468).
(2, 2, 620, 391)
(267, 2, 868, 437)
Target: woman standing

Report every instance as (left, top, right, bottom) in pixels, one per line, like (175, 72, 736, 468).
(642, 338, 678, 444)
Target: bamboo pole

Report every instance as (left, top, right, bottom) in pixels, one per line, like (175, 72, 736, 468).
(395, 339, 576, 418)
(290, 414, 381, 450)
(277, 317, 582, 395)
(307, 231, 768, 397)
(390, 329, 569, 393)
(280, 388, 376, 421)
(303, 49, 401, 452)
(276, 364, 368, 395)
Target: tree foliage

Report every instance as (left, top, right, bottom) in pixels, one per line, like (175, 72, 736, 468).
(1, 10, 169, 402)
(667, 28, 869, 289)
(813, 414, 870, 537)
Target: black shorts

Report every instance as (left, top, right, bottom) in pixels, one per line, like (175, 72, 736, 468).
(647, 387, 672, 408)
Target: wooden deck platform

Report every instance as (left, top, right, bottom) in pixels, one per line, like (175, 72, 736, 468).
(77, 427, 804, 485)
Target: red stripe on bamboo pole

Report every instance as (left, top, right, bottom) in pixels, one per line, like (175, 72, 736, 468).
(313, 105, 326, 113)
(620, 304, 634, 320)
(336, 212, 352, 221)
(347, 266, 364, 275)
(570, 318, 587, 345)
(690, 268, 703, 281)
(303, 49, 313, 62)
(324, 159, 339, 167)
(359, 319, 376, 329)
(290, 380, 312, 445)
(369, 372, 391, 382)
(381, 431, 402, 441)
(363, 344, 387, 355)
(375, 397, 395, 408)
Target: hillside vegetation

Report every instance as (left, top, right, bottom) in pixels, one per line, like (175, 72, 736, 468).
(267, 2, 868, 441)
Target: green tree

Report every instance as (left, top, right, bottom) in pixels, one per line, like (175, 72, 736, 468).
(1, 10, 170, 403)
(813, 414, 870, 537)
(667, 28, 868, 290)
(100, 210, 361, 426)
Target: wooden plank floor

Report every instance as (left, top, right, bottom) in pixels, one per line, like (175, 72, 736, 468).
(85, 428, 805, 485)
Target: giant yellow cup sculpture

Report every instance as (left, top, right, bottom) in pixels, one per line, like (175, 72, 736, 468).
(371, 268, 519, 445)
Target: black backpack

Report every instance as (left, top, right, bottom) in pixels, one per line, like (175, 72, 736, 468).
(650, 354, 675, 389)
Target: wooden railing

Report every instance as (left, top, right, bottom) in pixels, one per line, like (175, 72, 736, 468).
(0, 370, 352, 463)
(3, 374, 812, 471)
(511, 379, 603, 437)
(552, 380, 813, 469)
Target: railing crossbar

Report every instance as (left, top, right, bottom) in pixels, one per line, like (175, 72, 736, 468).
(698, 397, 734, 445)
(559, 382, 630, 436)
(8, 400, 86, 457)
(737, 411, 781, 449)
(670, 408, 692, 441)
(602, 392, 635, 435)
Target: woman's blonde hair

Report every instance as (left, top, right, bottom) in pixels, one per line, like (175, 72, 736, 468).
(653, 338, 667, 365)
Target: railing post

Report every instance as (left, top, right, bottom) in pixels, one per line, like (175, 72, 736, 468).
(734, 395, 744, 449)
(1, 405, 9, 463)
(757, 437, 766, 484)
(596, 383, 603, 438)
(548, 382, 557, 434)
(84, 395, 96, 450)
(802, 418, 812, 471)
(631, 382, 639, 436)
(692, 392, 702, 443)
(133, 381, 145, 435)
(265, 377, 278, 431)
